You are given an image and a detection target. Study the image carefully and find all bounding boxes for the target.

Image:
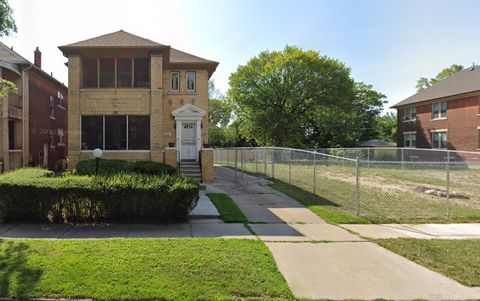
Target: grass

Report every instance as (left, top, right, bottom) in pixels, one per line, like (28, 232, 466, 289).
(207, 193, 248, 223)
(377, 239, 480, 287)
(0, 238, 292, 300)
(270, 180, 370, 224)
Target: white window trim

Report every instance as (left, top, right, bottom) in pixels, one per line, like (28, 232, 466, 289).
(431, 129, 448, 149)
(403, 107, 416, 122)
(430, 128, 448, 133)
(403, 131, 417, 148)
(170, 71, 180, 92)
(431, 101, 447, 120)
(186, 71, 196, 92)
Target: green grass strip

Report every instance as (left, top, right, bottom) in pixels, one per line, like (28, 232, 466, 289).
(377, 238, 480, 287)
(0, 238, 292, 300)
(269, 180, 370, 224)
(207, 193, 248, 223)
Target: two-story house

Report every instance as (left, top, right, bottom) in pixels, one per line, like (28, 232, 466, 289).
(393, 66, 480, 153)
(0, 42, 68, 172)
(59, 30, 218, 182)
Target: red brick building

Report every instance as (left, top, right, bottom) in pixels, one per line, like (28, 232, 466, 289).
(393, 67, 480, 152)
(0, 42, 68, 172)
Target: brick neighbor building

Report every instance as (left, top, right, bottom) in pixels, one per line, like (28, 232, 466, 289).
(0, 42, 68, 172)
(58, 30, 218, 182)
(392, 66, 480, 152)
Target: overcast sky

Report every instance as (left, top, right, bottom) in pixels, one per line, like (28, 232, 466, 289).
(2, 0, 480, 111)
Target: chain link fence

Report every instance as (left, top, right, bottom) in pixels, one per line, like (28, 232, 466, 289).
(213, 147, 480, 222)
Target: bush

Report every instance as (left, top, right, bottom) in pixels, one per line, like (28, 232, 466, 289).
(0, 168, 199, 223)
(75, 159, 177, 176)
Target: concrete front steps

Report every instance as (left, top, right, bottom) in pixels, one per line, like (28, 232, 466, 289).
(179, 161, 202, 182)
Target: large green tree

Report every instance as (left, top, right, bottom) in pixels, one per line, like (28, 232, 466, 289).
(374, 112, 397, 142)
(416, 64, 463, 91)
(228, 46, 385, 147)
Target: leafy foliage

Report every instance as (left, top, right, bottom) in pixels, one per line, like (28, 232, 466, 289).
(75, 159, 176, 176)
(228, 46, 386, 147)
(0, 78, 17, 102)
(0, 168, 198, 223)
(374, 112, 397, 142)
(0, 0, 16, 37)
(416, 64, 464, 91)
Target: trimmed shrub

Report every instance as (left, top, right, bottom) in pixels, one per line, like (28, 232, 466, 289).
(0, 168, 199, 223)
(75, 159, 177, 176)
(132, 161, 177, 175)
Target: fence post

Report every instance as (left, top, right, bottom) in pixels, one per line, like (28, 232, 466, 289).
(367, 148, 370, 168)
(401, 148, 405, 169)
(235, 148, 238, 183)
(288, 149, 292, 184)
(271, 147, 275, 179)
(264, 148, 267, 175)
(446, 151, 450, 219)
(313, 152, 317, 194)
(355, 156, 360, 217)
(240, 148, 244, 179)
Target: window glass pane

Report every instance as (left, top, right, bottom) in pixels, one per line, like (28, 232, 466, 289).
(128, 116, 150, 150)
(186, 72, 195, 91)
(81, 116, 103, 150)
(82, 58, 98, 88)
(134, 58, 150, 87)
(117, 58, 132, 88)
(99, 58, 115, 88)
(105, 116, 127, 150)
(171, 72, 179, 91)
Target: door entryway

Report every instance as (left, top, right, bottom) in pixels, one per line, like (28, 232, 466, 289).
(181, 122, 197, 161)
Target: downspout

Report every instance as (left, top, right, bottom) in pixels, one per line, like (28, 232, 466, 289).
(21, 64, 34, 167)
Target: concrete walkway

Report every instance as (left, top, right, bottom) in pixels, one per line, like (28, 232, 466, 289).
(209, 167, 480, 300)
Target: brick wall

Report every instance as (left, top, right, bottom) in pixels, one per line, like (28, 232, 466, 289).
(397, 94, 480, 152)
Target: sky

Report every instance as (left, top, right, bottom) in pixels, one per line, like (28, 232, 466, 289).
(2, 0, 480, 111)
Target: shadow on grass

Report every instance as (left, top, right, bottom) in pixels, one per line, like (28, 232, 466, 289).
(0, 240, 42, 299)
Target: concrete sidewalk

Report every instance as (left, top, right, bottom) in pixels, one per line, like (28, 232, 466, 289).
(210, 167, 480, 300)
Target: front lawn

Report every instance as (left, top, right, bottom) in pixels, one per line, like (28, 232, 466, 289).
(377, 239, 480, 286)
(207, 193, 248, 223)
(269, 180, 370, 224)
(0, 238, 292, 300)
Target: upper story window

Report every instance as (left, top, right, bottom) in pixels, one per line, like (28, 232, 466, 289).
(432, 101, 447, 119)
(134, 58, 150, 88)
(403, 106, 416, 121)
(170, 72, 179, 92)
(186, 71, 196, 92)
(82, 57, 150, 88)
(49, 96, 55, 119)
(58, 129, 65, 146)
(57, 91, 65, 107)
(432, 130, 448, 149)
(404, 131, 416, 147)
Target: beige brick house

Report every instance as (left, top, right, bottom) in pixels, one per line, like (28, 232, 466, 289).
(59, 30, 218, 182)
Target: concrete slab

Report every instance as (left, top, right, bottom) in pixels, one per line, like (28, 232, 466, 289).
(249, 223, 311, 242)
(341, 224, 413, 239)
(267, 242, 480, 300)
(189, 193, 220, 219)
(269, 208, 325, 224)
(0, 224, 15, 234)
(291, 223, 365, 241)
(407, 223, 480, 236)
(0, 224, 70, 238)
(62, 224, 130, 239)
(127, 224, 191, 238)
(189, 218, 223, 224)
(191, 223, 254, 239)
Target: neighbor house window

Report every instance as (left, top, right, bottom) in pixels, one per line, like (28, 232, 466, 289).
(404, 131, 416, 148)
(58, 129, 65, 146)
(134, 58, 150, 87)
(186, 71, 196, 92)
(99, 58, 115, 88)
(82, 58, 98, 88)
(432, 101, 447, 119)
(170, 72, 179, 92)
(432, 130, 448, 149)
(81, 116, 103, 150)
(57, 91, 65, 107)
(81, 115, 150, 150)
(8, 119, 15, 150)
(403, 107, 416, 121)
(49, 96, 55, 118)
(117, 58, 132, 88)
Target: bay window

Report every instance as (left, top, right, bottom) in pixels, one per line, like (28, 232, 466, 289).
(82, 57, 150, 88)
(117, 58, 132, 87)
(99, 58, 115, 88)
(81, 115, 150, 150)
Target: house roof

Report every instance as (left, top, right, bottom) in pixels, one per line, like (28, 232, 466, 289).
(392, 66, 480, 108)
(0, 41, 29, 65)
(59, 30, 167, 49)
(169, 48, 215, 64)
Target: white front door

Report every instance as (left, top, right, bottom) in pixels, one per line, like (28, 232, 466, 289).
(181, 122, 197, 161)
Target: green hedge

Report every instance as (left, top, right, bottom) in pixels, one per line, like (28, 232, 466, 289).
(75, 159, 177, 176)
(0, 168, 198, 223)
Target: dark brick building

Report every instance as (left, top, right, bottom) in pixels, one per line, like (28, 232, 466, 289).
(393, 67, 480, 152)
(0, 42, 67, 172)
